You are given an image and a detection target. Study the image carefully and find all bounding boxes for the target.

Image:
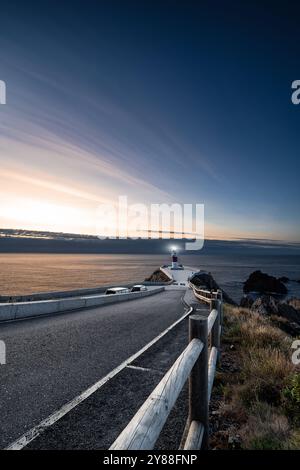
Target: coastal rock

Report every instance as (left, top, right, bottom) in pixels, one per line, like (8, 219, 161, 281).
(189, 271, 217, 290)
(240, 294, 254, 308)
(271, 317, 300, 337)
(250, 295, 300, 334)
(277, 302, 300, 324)
(278, 276, 289, 283)
(288, 322, 300, 335)
(189, 271, 236, 305)
(287, 298, 300, 312)
(243, 270, 287, 295)
(144, 269, 170, 283)
(250, 295, 279, 315)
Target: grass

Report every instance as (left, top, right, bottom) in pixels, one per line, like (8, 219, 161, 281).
(212, 304, 300, 450)
(283, 373, 300, 425)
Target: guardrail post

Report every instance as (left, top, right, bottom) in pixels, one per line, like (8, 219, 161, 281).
(210, 299, 220, 364)
(217, 289, 223, 325)
(189, 314, 209, 449)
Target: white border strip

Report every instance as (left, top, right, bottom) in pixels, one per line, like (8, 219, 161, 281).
(6, 303, 193, 450)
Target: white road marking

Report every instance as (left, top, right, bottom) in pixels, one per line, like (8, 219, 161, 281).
(126, 365, 163, 374)
(6, 304, 193, 450)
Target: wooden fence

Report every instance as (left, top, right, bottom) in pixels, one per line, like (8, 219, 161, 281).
(110, 286, 223, 450)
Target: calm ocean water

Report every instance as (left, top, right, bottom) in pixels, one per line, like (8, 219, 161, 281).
(1, 253, 300, 303)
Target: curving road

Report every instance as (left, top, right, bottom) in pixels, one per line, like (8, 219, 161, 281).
(0, 289, 186, 449)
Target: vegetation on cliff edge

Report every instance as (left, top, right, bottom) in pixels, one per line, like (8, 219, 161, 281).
(210, 305, 300, 450)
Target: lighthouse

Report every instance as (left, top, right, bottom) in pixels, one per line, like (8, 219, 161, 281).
(171, 247, 179, 269)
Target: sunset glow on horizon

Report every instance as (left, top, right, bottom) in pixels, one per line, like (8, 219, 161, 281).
(1, 2, 299, 243)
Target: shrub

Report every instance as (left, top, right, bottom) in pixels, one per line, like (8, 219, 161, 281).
(214, 305, 299, 450)
(283, 373, 300, 425)
(239, 318, 288, 349)
(223, 322, 242, 344)
(240, 402, 290, 450)
(239, 347, 293, 406)
(223, 305, 290, 350)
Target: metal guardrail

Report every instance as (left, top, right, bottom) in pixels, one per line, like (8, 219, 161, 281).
(110, 287, 223, 450)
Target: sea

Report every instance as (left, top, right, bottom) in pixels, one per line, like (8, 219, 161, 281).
(0, 253, 300, 304)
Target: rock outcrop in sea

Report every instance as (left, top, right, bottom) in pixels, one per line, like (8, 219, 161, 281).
(189, 271, 236, 305)
(243, 270, 287, 295)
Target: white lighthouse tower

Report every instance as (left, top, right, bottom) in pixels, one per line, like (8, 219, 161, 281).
(171, 247, 179, 270)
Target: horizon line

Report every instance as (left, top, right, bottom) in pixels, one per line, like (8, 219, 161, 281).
(1, 227, 300, 247)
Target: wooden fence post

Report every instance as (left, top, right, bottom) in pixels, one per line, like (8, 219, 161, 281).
(210, 299, 220, 364)
(217, 289, 223, 325)
(189, 314, 209, 449)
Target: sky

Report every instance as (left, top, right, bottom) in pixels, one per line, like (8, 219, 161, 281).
(0, 0, 300, 242)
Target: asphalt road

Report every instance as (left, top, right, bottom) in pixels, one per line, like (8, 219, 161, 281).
(0, 289, 186, 449)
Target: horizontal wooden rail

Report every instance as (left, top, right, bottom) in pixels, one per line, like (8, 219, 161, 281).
(207, 309, 218, 334)
(182, 287, 222, 449)
(193, 293, 211, 303)
(110, 338, 203, 450)
(190, 284, 222, 306)
(192, 287, 220, 305)
(110, 285, 223, 451)
(208, 346, 218, 401)
(194, 288, 211, 295)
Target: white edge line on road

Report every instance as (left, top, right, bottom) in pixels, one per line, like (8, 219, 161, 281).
(126, 365, 163, 374)
(6, 303, 193, 450)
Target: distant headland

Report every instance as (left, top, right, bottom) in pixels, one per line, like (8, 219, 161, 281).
(0, 228, 299, 255)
